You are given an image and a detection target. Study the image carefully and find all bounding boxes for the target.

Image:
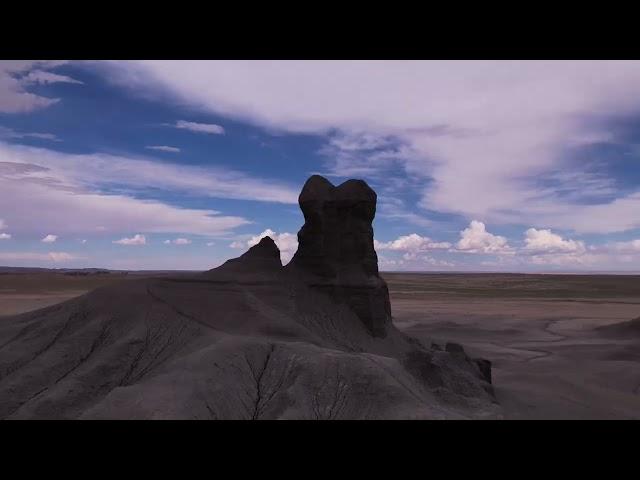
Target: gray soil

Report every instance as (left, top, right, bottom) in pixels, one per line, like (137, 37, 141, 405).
(384, 273, 640, 419)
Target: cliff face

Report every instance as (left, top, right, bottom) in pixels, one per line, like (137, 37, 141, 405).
(286, 175, 392, 337)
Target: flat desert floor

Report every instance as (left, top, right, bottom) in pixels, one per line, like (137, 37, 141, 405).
(0, 273, 143, 317)
(1, 271, 639, 419)
(383, 273, 640, 419)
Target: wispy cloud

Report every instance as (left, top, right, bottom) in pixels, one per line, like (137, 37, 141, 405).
(0, 251, 81, 263)
(0, 61, 78, 113)
(174, 120, 224, 135)
(98, 60, 640, 235)
(145, 145, 180, 153)
(0, 142, 297, 205)
(21, 70, 83, 85)
(0, 126, 60, 142)
(0, 141, 300, 238)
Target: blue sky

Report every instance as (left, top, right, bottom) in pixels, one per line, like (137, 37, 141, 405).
(2, 60, 640, 272)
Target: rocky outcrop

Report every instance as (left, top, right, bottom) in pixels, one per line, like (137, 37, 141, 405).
(213, 237, 282, 274)
(286, 175, 391, 337)
(0, 175, 499, 420)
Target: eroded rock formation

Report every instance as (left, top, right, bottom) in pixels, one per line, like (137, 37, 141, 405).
(214, 236, 282, 274)
(0, 175, 499, 420)
(286, 175, 391, 337)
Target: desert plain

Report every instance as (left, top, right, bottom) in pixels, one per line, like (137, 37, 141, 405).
(1, 269, 639, 419)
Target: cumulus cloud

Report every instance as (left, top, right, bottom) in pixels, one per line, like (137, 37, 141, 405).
(0, 233, 10, 240)
(456, 221, 512, 254)
(233, 228, 298, 263)
(96, 60, 640, 234)
(113, 234, 146, 245)
(145, 145, 180, 153)
(174, 120, 225, 135)
(41, 234, 57, 243)
(375, 233, 451, 253)
(524, 228, 586, 254)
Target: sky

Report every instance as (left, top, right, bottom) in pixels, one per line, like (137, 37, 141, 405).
(2, 60, 640, 272)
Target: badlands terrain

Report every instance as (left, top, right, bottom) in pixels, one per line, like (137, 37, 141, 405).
(0, 176, 496, 420)
(2, 270, 639, 419)
(0, 175, 638, 419)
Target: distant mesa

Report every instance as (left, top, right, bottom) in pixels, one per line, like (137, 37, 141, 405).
(0, 175, 498, 420)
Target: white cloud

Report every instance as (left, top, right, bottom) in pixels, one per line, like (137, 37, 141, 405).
(97, 60, 640, 234)
(456, 220, 512, 254)
(0, 233, 10, 240)
(375, 233, 451, 253)
(113, 234, 146, 245)
(0, 141, 303, 238)
(233, 228, 298, 264)
(174, 120, 224, 135)
(0, 251, 80, 263)
(48, 252, 77, 262)
(0, 218, 5, 229)
(41, 234, 57, 243)
(21, 70, 83, 85)
(0, 126, 59, 142)
(524, 228, 586, 254)
(145, 145, 180, 153)
(378, 253, 454, 271)
(610, 239, 640, 254)
(527, 252, 597, 267)
(206, 241, 215, 246)
(163, 238, 192, 245)
(0, 142, 296, 205)
(0, 61, 69, 113)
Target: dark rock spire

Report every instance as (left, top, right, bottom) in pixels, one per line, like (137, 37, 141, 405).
(287, 175, 392, 337)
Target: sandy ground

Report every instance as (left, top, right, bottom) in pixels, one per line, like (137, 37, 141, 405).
(1, 271, 638, 419)
(383, 273, 640, 419)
